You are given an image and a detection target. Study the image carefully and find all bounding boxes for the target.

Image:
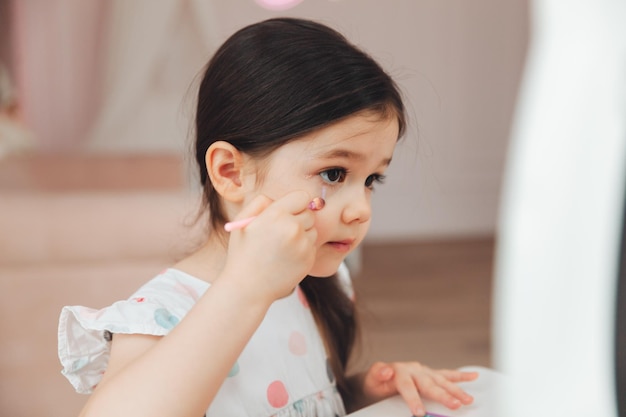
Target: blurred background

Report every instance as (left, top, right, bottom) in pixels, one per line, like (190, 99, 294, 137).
(0, 0, 528, 415)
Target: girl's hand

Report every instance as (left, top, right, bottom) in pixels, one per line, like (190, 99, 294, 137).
(360, 361, 478, 417)
(223, 190, 318, 302)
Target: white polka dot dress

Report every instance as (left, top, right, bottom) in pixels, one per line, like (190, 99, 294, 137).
(58, 268, 350, 417)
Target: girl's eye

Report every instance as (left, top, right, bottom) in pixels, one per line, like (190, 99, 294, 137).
(365, 174, 386, 189)
(320, 168, 347, 184)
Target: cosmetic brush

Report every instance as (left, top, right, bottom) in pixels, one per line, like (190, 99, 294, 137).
(224, 187, 326, 232)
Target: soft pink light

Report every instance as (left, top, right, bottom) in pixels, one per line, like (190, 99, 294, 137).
(254, 0, 304, 11)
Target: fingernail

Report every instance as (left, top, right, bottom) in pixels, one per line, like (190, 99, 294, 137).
(414, 408, 425, 416)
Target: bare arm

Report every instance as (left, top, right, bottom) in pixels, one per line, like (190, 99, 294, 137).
(79, 191, 318, 417)
(79, 277, 273, 417)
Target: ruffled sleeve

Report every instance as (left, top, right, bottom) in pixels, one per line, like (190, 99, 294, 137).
(57, 269, 208, 394)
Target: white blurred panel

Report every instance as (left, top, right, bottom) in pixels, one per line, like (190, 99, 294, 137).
(493, 0, 626, 416)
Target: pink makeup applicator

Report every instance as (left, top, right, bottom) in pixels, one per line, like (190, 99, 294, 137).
(224, 187, 326, 232)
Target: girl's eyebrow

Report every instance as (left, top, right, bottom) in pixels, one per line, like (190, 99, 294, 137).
(314, 148, 392, 166)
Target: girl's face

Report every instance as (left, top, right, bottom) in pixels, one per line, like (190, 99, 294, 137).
(245, 112, 399, 277)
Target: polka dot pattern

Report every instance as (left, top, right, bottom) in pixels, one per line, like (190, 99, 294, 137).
(60, 268, 350, 414)
(293, 399, 305, 412)
(71, 357, 89, 372)
(288, 331, 307, 356)
(153, 308, 179, 329)
(173, 281, 200, 301)
(267, 380, 289, 408)
(228, 361, 240, 377)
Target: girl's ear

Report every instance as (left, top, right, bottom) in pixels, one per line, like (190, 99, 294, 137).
(205, 141, 249, 203)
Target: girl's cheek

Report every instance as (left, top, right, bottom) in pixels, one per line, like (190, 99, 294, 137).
(353, 221, 370, 247)
(313, 212, 332, 243)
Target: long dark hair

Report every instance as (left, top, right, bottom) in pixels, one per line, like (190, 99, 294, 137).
(194, 17, 406, 402)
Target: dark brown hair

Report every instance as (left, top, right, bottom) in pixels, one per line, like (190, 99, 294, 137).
(194, 17, 405, 403)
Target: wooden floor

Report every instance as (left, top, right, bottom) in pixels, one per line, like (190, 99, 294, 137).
(350, 237, 495, 372)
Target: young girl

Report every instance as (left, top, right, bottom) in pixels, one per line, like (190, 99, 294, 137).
(58, 18, 478, 417)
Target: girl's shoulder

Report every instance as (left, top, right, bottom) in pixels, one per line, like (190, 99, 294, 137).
(57, 268, 209, 394)
(132, 267, 210, 305)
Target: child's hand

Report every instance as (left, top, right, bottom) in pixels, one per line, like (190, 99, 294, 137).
(360, 361, 478, 417)
(223, 190, 318, 301)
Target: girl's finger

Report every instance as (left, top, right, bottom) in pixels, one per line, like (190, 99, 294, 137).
(430, 373, 474, 406)
(268, 190, 313, 215)
(417, 381, 463, 410)
(437, 369, 479, 383)
(368, 361, 395, 382)
(229, 191, 315, 232)
(233, 194, 274, 221)
(393, 368, 427, 417)
(292, 209, 316, 231)
(378, 364, 395, 382)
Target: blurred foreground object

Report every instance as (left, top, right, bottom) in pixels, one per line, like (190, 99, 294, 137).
(493, 0, 626, 416)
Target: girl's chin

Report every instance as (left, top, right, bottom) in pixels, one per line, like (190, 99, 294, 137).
(307, 258, 345, 278)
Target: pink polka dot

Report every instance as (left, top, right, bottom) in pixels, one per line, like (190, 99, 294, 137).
(296, 286, 309, 308)
(173, 282, 200, 301)
(288, 331, 307, 356)
(267, 380, 289, 408)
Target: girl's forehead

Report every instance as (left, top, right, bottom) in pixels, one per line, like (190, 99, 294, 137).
(296, 114, 399, 154)
(260, 115, 398, 174)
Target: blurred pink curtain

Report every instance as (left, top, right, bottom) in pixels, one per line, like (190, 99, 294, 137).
(11, 0, 106, 151)
(10, 0, 218, 153)
(86, 0, 218, 153)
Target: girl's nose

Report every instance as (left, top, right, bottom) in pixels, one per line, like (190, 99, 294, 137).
(341, 189, 371, 224)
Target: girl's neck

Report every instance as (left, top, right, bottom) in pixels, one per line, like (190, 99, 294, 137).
(173, 231, 228, 283)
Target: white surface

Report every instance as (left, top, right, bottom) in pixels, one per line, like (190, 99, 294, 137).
(492, 0, 626, 416)
(347, 366, 506, 417)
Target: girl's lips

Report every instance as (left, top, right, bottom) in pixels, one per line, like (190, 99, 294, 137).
(326, 239, 354, 253)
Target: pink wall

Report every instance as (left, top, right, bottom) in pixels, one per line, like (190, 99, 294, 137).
(4, 0, 529, 239)
(10, 0, 107, 151)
